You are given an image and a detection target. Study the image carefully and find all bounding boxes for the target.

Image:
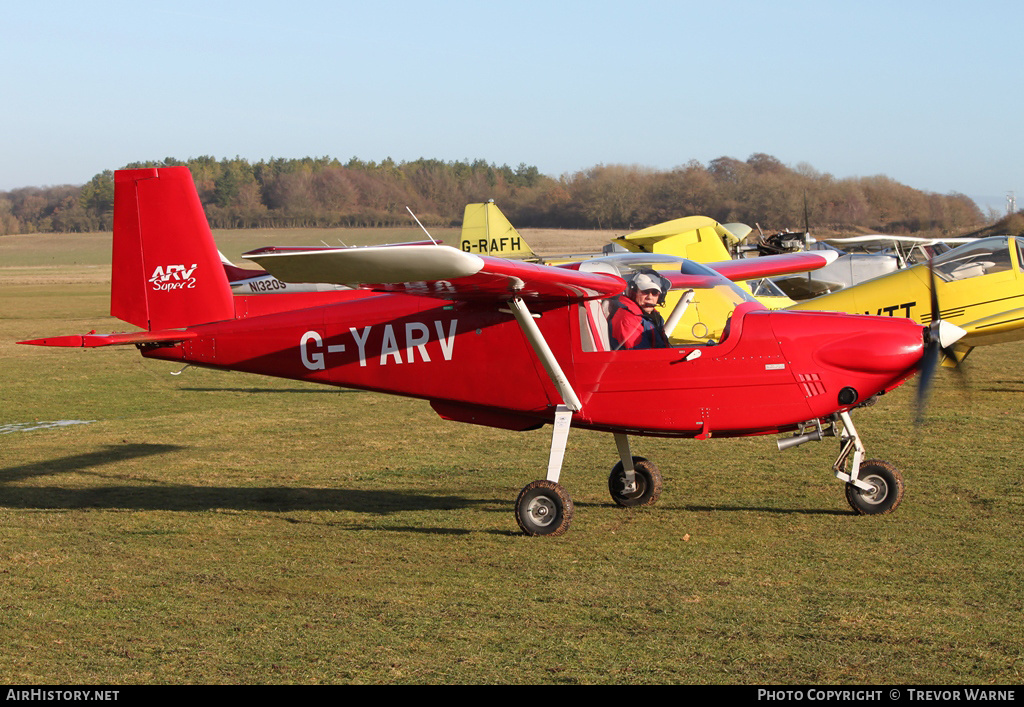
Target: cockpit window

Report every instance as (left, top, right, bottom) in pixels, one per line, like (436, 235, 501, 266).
(931, 237, 1012, 282)
(905, 242, 952, 265)
(575, 254, 758, 350)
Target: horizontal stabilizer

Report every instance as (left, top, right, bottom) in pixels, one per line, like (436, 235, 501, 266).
(19, 330, 196, 348)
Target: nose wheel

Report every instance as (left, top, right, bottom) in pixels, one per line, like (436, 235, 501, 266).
(845, 460, 904, 515)
(780, 413, 906, 516)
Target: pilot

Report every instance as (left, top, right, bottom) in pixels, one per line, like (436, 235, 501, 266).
(608, 269, 672, 350)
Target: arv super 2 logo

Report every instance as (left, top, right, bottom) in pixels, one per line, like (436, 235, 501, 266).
(149, 264, 198, 291)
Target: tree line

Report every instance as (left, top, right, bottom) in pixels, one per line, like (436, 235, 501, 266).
(0, 153, 990, 236)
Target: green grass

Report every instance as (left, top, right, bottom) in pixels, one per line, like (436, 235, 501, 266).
(1, 233, 1022, 684)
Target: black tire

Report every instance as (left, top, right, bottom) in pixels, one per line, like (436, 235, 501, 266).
(845, 459, 904, 515)
(515, 480, 573, 536)
(608, 456, 663, 508)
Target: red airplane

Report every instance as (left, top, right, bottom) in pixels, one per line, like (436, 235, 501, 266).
(19, 167, 966, 536)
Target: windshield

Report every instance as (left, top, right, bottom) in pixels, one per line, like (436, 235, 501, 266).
(905, 242, 952, 265)
(931, 237, 1013, 282)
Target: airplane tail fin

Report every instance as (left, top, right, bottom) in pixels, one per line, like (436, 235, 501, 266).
(459, 201, 537, 259)
(611, 216, 736, 261)
(111, 167, 235, 330)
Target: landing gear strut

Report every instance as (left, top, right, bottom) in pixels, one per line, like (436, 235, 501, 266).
(514, 405, 577, 537)
(512, 410, 664, 535)
(778, 411, 904, 515)
(607, 433, 663, 507)
(506, 298, 666, 535)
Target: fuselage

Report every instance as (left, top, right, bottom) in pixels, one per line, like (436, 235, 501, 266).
(141, 291, 927, 440)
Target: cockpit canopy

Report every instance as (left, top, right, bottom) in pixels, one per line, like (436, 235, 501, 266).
(573, 254, 760, 348)
(931, 236, 1017, 282)
(578, 253, 759, 306)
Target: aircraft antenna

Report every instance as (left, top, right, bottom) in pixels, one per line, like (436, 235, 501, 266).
(406, 207, 439, 245)
(803, 193, 813, 287)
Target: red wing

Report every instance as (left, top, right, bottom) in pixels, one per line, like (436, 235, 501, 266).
(705, 251, 838, 281)
(244, 245, 625, 302)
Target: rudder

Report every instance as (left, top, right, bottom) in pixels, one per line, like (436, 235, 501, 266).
(111, 167, 234, 330)
(459, 201, 536, 258)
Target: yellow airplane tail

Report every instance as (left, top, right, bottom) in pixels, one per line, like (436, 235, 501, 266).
(459, 201, 538, 259)
(611, 216, 738, 260)
(612, 216, 794, 311)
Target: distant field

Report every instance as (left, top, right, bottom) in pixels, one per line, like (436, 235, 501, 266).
(0, 226, 617, 272)
(1, 230, 1021, 685)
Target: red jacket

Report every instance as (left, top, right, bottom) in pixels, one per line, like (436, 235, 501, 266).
(608, 296, 670, 350)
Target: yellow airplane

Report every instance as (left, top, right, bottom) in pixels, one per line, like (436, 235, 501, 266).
(788, 235, 1024, 361)
(769, 234, 976, 300)
(459, 204, 806, 344)
(459, 203, 1024, 359)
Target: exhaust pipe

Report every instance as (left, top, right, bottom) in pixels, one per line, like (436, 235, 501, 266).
(777, 429, 824, 451)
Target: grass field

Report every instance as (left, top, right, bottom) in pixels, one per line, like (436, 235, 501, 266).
(1, 230, 1022, 685)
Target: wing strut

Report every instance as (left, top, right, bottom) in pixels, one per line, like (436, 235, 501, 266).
(506, 297, 582, 412)
(507, 296, 583, 487)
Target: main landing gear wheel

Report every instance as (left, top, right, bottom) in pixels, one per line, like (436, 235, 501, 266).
(515, 480, 574, 536)
(608, 457, 663, 508)
(845, 459, 904, 515)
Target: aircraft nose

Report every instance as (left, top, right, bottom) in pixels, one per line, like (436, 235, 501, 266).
(813, 325, 925, 375)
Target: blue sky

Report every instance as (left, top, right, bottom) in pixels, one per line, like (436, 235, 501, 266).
(3, 1, 1020, 214)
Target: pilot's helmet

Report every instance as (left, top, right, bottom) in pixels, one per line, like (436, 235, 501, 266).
(627, 269, 671, 306)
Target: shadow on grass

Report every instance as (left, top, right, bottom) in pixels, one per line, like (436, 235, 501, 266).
(677, 503, 851, 516)
(0, 444, 483, 516)
(0, 484, 480, 515)
(0, 443, 185, 483)
(178, 387, 364, 394)
(1, 447, 852, 522)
